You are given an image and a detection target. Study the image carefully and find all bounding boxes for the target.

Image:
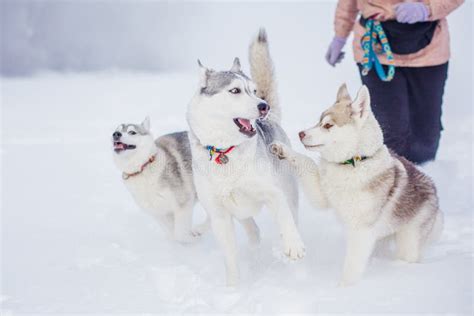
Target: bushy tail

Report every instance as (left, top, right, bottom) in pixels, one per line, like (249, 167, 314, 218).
(249, 28, 281, 123)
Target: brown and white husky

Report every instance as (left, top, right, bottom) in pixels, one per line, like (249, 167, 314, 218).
(270, 84, 443, 286)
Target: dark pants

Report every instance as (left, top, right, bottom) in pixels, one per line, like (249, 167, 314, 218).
(358, 63, 449, 164)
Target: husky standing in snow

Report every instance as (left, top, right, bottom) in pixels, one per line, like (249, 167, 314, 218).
(270, 84, 443, 286)
(186, 29, 304, 286)
(112, 117, 207, 243)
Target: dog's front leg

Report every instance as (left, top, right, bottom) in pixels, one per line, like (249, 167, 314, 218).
(339, 228, 376, 286)
(268, 196, 305, 259)
(210, 212, 239, 286)
(174, 205, 199, 243)
(269, 142, 328, 209)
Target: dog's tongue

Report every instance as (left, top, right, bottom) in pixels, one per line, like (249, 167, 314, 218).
(114, 143, 125, 150)
(237, 118, 252, 130)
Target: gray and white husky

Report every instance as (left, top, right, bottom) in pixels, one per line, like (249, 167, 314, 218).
(270, 84, 443, 286)
(112, 117, 207, 242)
(186, 29, 304, 285)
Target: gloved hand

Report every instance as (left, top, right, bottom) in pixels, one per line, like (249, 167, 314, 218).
(395, 2, 430, 24)
(325, 36, 347, 67)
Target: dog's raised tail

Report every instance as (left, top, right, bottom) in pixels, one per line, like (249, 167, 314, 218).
(249, 28, 280, 123)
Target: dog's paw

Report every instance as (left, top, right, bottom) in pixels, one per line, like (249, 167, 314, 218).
(192, 220, 210, 236)
(269, 142, 289, 160)
(190, 228, 204, 238)
(226, 274, 240, 288)
(175, 232, 201, 244)
(338, 270, 362, 287)
(337, 277, 358, 287)
(283, 235, 306, 260)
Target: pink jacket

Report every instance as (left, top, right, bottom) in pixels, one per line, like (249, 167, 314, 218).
(334, 0, 464, 67)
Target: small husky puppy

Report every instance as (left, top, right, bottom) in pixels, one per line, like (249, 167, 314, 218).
(112, 117, 206, 243)
(186, 29, 303, 286)
(270, 84, 443, 286)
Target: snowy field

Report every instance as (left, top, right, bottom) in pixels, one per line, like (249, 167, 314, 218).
(2, 2, 473, 315)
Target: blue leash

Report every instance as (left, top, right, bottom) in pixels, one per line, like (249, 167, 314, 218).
(361, 19, 396, 82)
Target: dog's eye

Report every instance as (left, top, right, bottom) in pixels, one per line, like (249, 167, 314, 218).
(323, 123, 333, 130)
(253, 89, 257, 94)
(128, 130, 137, 135)
(229, 88, 241, 94)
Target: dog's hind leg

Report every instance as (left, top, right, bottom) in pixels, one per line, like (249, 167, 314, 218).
(396, 225, 422, 263)
(211, 213, 240, 286)
(426, 211, 443, 244)
(395, 210, 430, 263)
(396, 203, 440, 263)
(155, 213, 174, 235)
(340, 228, 377, 286)
(238, 217, 260, 245)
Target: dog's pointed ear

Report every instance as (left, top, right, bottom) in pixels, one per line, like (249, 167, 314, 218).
(351, 85, 371, 121)
(230, 57, 241, 72)
(198, 59, 212, 88)
(336, 83, 351, 101)
(141, 116, 151, 131)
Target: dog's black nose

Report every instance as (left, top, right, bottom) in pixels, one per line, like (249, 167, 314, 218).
(113, 131, 122, 140)
(258, 102, 269, 112)
(258, 102, 270, 117)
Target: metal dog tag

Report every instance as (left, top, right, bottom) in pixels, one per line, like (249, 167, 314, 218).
(219, 154, 229, 164)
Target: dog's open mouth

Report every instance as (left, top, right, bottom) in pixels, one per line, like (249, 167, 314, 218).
(304, 144, 323, 149)
(113, 141, 136, 153)
(233, 118, 257, 137)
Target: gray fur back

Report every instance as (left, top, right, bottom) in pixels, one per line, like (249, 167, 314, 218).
(390, 150, 439, 222)
(155, 132, 195, 199)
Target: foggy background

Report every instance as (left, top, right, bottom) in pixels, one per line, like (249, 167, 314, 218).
(2, 1, 471, 119)
(3, 1, 342, 75)
(3, 1, 470, 78)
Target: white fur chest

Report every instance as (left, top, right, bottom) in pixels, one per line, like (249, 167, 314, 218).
(191, 141, 270, 219)
(319, 159, 388, 228)
(123, 163, 177, 216)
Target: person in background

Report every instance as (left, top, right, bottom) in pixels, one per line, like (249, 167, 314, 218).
(326, 0, 464, 164)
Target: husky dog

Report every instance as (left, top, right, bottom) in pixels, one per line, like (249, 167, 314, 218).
(270, 84, 443, 286)
(186, 29, 304, 286)
(112, 117, 206, 242)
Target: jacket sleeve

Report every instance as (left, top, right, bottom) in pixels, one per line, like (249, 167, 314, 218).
(334, 0, 359, 38)
(425, 0, 464, 20)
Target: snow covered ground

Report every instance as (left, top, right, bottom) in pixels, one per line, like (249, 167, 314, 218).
(1, 70, 472, 313)
(1, 4, 473, 315)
